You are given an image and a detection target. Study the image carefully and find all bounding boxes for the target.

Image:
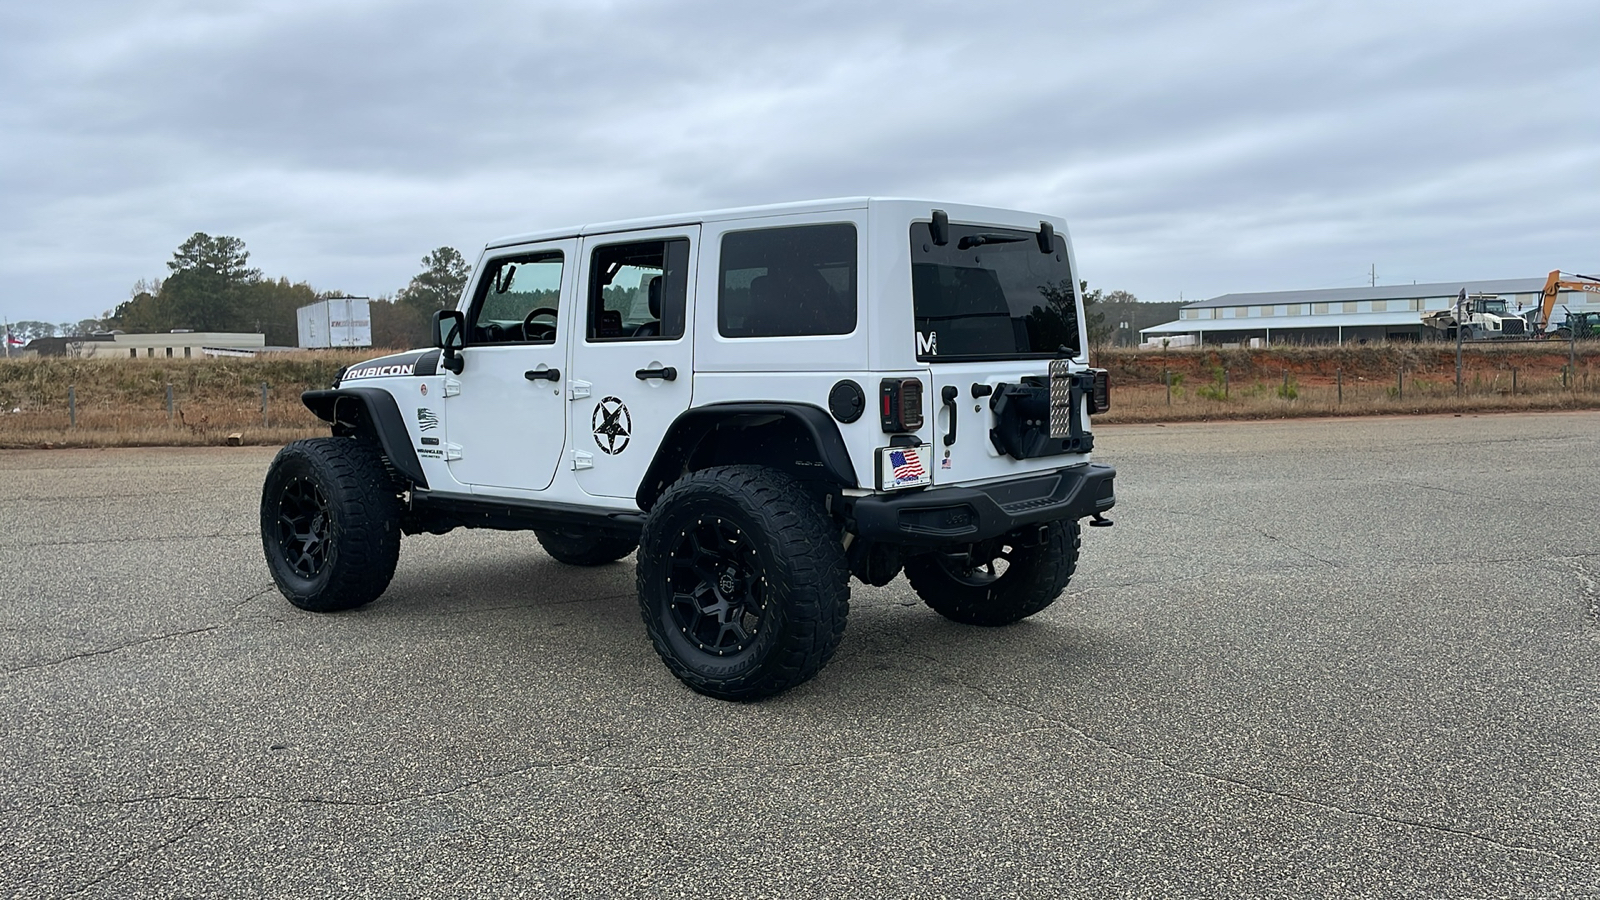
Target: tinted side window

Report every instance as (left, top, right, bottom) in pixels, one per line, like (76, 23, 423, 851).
(719, 224, 856, 338)
(586, 239, 689, 341)
(469, 252, 563, 344)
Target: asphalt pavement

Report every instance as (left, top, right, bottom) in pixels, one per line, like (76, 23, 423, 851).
(2, 413, 1597, 898)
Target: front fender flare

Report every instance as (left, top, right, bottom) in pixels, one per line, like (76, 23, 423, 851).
(302, 388, 428, 489)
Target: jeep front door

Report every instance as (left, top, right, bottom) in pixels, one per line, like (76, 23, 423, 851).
(444, 240, 574, 492)
(568, 227, 699, 499)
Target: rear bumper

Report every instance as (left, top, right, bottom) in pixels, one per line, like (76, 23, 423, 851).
(849, 463, 1115, 545)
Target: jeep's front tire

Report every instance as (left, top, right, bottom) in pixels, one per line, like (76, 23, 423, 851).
(636, 466, 849, 701)
(535, 527, 639, 566)
(260, 438, 402, 612)
(904, 519, 1080, 626)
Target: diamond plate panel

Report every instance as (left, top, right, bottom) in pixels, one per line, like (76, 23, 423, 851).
(1049, 359, 1075, 438)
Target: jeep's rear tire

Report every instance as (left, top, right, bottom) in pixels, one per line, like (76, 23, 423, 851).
(261, 438, 402, 612)
(905, 519, 1080, 626)
(535, 527, 638, 566)
(636, 465, 849, 701)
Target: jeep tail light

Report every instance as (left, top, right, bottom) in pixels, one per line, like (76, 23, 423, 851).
(880, 378, 924, 432)
(1088, 369, 1110, 415)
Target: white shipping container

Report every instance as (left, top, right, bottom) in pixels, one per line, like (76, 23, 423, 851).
(297, 298, 372, 348)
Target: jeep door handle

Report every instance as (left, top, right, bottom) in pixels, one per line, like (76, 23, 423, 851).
(941, 385, 958, 446)
(524, 368, 561, 382)
(635, 366, 677, 381)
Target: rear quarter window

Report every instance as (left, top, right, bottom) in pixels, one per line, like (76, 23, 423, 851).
(719, 224, 857, 338)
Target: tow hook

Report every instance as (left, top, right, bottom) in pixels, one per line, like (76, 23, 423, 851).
(1089, 514, 1114, 528)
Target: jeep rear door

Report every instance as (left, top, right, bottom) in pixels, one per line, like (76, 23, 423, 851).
(567, 226, 699, 499)
(909, 219, 1091, 486)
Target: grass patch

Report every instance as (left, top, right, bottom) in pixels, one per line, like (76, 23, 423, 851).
(1093, 342, 1600, 423)
(0, 351, 375, 448)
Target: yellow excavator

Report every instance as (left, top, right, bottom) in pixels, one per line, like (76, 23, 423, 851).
(1530, 270, 1600, 336)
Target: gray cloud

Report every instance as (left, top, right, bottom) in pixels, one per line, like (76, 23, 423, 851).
(2, 0, 1596, 324)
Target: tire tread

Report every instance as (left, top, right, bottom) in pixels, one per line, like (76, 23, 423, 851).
(637, 465, 849, 700)
(260, 438, 402, 612)
(904, 520, 1080, 626)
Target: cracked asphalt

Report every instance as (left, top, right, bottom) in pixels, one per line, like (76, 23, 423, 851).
(2, 412, 1598, 899)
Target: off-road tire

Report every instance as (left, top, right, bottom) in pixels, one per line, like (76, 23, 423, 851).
(261, 438, 402, 612)
(535, 527, 639, 566)
(637, 465, 849, 701)
(905, 519, 1080, 626)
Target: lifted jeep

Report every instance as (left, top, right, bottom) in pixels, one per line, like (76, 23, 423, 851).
(261, 198, 1115, 700)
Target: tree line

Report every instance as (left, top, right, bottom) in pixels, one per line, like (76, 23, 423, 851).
(11, 234, 471, 350)
(1082, 286, 1185, 347)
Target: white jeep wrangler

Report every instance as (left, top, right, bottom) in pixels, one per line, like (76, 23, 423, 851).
(261, 198, 1115, 699)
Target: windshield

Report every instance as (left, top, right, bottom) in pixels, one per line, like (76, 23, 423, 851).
(910, 222, 1078, 361)
(1477, 298, 1508, 315)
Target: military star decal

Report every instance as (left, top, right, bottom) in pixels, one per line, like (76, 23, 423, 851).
(592, 396, 632, 455)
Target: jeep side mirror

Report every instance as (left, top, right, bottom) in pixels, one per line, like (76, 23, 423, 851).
(432, 310, 465, 374)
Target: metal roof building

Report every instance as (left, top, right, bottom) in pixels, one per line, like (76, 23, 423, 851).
(1137, 277, 1596, 347)
(21, 332, 268, 358)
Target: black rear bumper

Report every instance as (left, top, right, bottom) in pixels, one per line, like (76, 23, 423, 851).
(849, 463, 1116, 546)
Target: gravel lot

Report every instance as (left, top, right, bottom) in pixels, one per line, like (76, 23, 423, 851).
(2, 412, 1597, 898)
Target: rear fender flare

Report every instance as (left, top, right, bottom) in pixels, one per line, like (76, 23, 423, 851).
(636, 403, 858, 512)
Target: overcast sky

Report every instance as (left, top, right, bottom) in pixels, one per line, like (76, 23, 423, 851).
(2, 0, 1596, 326)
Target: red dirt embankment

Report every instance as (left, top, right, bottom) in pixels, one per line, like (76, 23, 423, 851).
(1098, 343, 1595, 388)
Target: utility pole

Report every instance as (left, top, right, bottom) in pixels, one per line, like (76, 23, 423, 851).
(1370, 264, 1377, 287)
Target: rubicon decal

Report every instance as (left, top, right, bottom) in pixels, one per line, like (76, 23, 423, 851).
(345, 363, 415, 379)
(336, 349, 437, 382)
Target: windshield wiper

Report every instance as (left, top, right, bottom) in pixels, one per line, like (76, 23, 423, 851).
(957, 233, 1028, 250)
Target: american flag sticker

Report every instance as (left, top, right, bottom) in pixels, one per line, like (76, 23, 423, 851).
(882, 446, 930, 488)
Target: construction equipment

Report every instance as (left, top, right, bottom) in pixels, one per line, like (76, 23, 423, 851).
(1530, 270, 1600, 334)
(1422, 293, 1527, 340)
(1553, 310, 1600, 341)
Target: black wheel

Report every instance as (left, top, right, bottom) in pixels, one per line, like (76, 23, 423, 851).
(637, 466, 849, 701)
(260, 438, 402, 612)
(904, 520, 1080, 626)
(535, 527, 638, 566)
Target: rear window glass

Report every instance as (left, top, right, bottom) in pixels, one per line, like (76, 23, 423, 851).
(910, 222, 1078, 360)
(719, 224, 857, 337)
